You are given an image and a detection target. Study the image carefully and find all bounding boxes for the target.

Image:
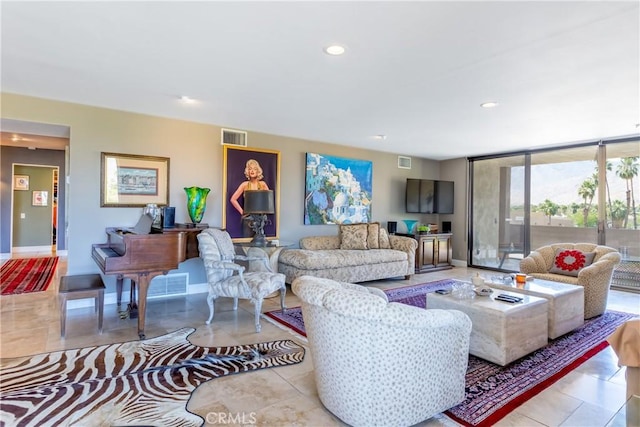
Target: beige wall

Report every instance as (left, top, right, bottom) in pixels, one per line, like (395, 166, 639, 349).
(1, 93, 467, 275)
(439, 158, 468, 261)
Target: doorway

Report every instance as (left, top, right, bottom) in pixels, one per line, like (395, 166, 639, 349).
(11, 164, 59, 252)
(0, 119, 70, 256)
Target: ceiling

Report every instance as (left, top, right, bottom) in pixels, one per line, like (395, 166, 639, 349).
(1, 2, 638, 160)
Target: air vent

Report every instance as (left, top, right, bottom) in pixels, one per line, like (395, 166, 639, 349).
(398, 156, 411, 169)
(221, 128, 247, 146)
(148, 273, 188, 298)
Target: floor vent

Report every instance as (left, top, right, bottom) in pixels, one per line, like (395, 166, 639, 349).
(148, 273, 188, 299)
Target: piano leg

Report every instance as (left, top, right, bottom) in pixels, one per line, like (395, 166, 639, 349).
(137, 275, 149, 339)
(128, 281, 138, 319)
(135, 271, 167, 340)
(121, 271, 167, 340)
(116, 275, 124, 308)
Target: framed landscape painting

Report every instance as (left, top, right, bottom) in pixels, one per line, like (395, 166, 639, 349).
(223, 146, 280, 241)
(304, 152, 373, 225)
(100, 152, 170, 207)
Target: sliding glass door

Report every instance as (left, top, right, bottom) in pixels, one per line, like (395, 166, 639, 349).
(604, 141, 640, 260)
(469, 138, 639, 272)
(529, 145, 599, 250)
(470, 154, 525, 270)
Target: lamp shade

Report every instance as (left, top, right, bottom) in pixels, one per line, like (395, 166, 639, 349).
(244, 190, 275, 214)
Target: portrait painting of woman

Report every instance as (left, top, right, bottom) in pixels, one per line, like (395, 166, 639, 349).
(223, 146, 280, 240)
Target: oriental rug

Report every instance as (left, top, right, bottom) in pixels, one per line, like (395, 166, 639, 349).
(263, 279, 637, 426)
(0, 328, 305, 426)
(0, 256, 59, 295)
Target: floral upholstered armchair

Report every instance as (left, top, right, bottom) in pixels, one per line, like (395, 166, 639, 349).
(520, 243, 621, 319)
(197, 228, 286, 332)
(292, 276, 472, 427)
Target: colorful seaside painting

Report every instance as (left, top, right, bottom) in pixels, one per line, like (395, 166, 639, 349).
(304, 153, 373, 225)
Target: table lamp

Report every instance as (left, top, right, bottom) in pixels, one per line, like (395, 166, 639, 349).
(244, 190, 275, 246)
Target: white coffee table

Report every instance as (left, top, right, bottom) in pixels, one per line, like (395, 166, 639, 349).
(487, 278, 584, 339)
(426, 291, 548, 366)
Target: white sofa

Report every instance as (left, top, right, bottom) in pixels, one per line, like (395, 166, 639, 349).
(278, 223, 418, 284)
(292, 276, 472, 427)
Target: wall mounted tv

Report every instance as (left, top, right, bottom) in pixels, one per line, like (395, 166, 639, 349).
(406, 179, 454, 214)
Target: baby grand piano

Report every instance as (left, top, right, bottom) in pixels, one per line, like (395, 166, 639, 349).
(92, 224, 186, 339)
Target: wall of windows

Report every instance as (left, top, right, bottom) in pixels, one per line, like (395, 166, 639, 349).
(469, 138, 639, 271)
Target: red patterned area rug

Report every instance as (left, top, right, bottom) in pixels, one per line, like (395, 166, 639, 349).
(264, 279, 637, 426)
(0, 257, 59, 295)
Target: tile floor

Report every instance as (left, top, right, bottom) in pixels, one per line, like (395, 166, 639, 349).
(0, 253, 638, 427)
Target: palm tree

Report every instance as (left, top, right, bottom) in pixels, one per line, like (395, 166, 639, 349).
(578, 177, 597, 227)
(610, 199, 628, 228)
(569, 202, 581, 215)
(616, 157, 639, 229)
(539, 199, 559, 225)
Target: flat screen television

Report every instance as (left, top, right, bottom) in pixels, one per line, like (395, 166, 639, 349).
(435, 180, 454, 214)
(406, 179, 453, 214)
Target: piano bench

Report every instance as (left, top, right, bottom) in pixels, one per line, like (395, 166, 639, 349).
(59, 274, 105, 338)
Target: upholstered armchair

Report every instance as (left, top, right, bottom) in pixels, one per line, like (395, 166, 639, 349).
(520, 243, 621, 319)
(292, 276, 472, 427)
(197, 228, 286, 332)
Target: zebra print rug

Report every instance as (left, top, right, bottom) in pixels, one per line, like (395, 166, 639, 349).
(0, 328, 305, 426)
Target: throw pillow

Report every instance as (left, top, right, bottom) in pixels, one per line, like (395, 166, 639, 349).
(367, 222, 380, 249)
(378, 227, 391, 249)
(548, 248, 596, 277)
(339, 223, 369, 250)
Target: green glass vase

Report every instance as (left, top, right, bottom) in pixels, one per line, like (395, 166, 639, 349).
(184, 186, 210, 224)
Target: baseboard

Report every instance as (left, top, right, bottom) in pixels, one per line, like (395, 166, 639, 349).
(1, 249, 68, 259)
(451, 259, 466, 267)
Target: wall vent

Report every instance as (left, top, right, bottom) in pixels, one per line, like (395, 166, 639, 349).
(221, 128, 248, 146)
(398, 156, 412, 169)
(148, 273, 188, 299)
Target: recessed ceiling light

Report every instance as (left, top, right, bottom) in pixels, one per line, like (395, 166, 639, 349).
(480, 101, 499, 108)
(179, 96, 196, 104)
(324, 45, 346, 56)
(374, 134, 387, 140)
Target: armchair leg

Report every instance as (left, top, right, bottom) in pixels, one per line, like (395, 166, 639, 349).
(280, 286, 287, 314)
(233, 298, 239, 311)
(205, 294, 215, 325)
(254, 299, 263, 333)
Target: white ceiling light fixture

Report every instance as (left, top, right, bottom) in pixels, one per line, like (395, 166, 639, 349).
(480, 101, 499, 108)
(179, 95, 196, 104)
(374, 134, 387, 140)
(324, 44, 346, 56)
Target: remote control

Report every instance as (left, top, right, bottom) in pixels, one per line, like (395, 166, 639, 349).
(496, 294, 522, 303)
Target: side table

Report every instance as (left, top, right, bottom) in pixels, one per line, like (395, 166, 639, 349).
(234, 241, 293, 273)
(611, 258, 640, 292)
(235, 241, 292, 298)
